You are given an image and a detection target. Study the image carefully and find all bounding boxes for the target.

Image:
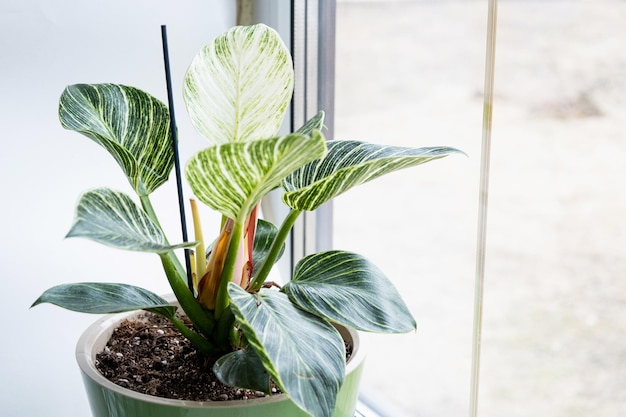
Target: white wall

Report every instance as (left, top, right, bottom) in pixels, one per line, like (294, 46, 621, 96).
(0, 2, 234, 416)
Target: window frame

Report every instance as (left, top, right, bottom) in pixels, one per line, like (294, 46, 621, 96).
(241, 0, 335, 279)
(241, 2, 396, 416)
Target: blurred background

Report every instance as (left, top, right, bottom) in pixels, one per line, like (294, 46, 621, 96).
(2, 1, 625, 416)
(334, 1, 626, 416)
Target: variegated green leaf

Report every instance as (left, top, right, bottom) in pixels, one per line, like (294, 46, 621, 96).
(228, 284, 345, 417)
(186, 132, 327, 222)
(31, 282, 177, 318)
(283, 250, 416, 333)
(296, 111, 325, 136)
(183, 24, 293, 145)
(67, 188, 196, 253)
(59, 83, 173, 196)
(252, 219, 284, 274)
(282, 141, 463, 211)
(203, 219, 285, 276)
(213, 347, 271, 394)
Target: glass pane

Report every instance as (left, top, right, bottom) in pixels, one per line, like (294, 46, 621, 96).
(335, 1, 626, 416)
(335, 2, 483, 415)
(480, 2, 626, 416)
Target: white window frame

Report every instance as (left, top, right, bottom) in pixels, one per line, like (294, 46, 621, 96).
(241, 0, 335, 279)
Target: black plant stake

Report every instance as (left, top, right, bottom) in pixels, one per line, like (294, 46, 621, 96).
(161, 25, 194, 294)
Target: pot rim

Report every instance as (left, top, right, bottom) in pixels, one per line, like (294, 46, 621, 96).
(75, 299, 366, 409)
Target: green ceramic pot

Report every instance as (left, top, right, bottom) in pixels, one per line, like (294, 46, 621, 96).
(76, 306, 366, 417)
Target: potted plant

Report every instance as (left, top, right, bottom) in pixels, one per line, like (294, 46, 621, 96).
(32, 23, 461, 417)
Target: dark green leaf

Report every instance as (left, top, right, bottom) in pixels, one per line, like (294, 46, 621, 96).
(283, 250, 417, 333)
(59, 84, 173, 196)
(203, 219, 284, 270)
(296, 111, 325, 136)
(252, 219, 284, 274)
(213, 348, 271, 394)
(67, 188, 196, 253)
(228, 284, 345, 417)
(31, 283, 177, 318)
(283, 141, 463, 211)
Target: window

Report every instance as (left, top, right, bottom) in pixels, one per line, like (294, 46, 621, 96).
(243, 0, 336, 279)
(335, 3, 481, 415)
(335, 2, 626, 417)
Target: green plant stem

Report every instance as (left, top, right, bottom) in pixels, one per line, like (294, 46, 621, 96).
(169, 314, 220, 355)
(139, 194, 165, 234)
(140, 195, 187, 281)
(214, 220, 245, 319)
(160, 253, 215, 338)
(250, 209, 302, 291)
(139, 195, 215, 339)
(213, 305, 236, 350)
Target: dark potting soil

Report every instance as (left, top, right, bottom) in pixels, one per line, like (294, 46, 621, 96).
(95, 312, 353, 402)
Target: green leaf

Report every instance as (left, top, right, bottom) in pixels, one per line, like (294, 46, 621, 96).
(213, 348, 271, 394)
(283, 251, 417, 333)
(67, 188, 196, 253)
(202, 219, 284, 285)
(296, 111, 325, 136)
(204, 219, 284, 268)
(228, 284, 345, 417)
(183, 24, 293, 145)
(59, 84, 173, 196)
(251, 219, 285, 275)
(282, 141, 463, 211)
(186, 132, 327, 222)
(31, 283, 177, 318)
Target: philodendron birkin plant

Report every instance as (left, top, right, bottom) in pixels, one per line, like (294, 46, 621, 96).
(32, 24, 461, 417)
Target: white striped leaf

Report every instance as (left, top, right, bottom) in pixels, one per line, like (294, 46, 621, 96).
(213, 347, 271, 394)
(67, 188, 196, 253)
(203, 219, 284, 270)
(59, 84, 173, 196)
(31, 282, 177, 318)
(296, 111, 325, 136)
(282, 141, 463, 211)
(183, 24, 293, 145)
(186, 132, 327, 222)
(228, 284, 345, 417)
(283, 250, 417, 333)
(251, 219, 284, 274)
